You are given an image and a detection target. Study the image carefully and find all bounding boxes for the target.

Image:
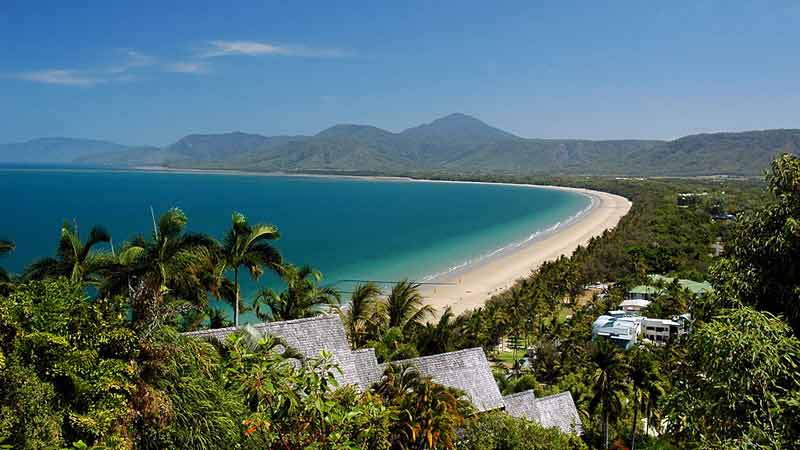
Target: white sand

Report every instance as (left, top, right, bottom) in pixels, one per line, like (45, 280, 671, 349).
(419, 184, 631, 316)
(129, 167, 632, 316)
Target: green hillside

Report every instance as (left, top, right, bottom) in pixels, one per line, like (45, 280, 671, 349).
(4, 115, 799, 175)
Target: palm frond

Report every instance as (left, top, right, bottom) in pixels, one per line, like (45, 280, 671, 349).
(0, 239, 14, 255)
(244, 223, 280, 248)
(80, 225, 112, 260)
(118, 245, 145, 266)
(57, 222, 82, 262)
(23, 257, 60, 281)
(158, 207, 188, 240)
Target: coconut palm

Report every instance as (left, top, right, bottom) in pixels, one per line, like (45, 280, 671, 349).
(415, 306, 456, 356)
(221, 211, 282, 327)
(340, 282, 382, 348)
(628, 347, 659, 450)
(255, 264, 339, 322)
(108, 208, 220, 324)
(379, 279, 433, 335)
(24, 222, 113, 284)
(588, 339, 630, 449)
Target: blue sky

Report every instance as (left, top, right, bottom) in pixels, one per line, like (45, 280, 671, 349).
(1, 1, 798, 145)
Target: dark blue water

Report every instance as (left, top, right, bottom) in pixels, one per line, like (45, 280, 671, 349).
(0, 168, 589, 318)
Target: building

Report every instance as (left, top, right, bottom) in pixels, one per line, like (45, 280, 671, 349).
(503, 390, 583, 435)
(642, 314, 690, 344)
(627, 274, 713, 301)
(619, 298, 651, 314)
(183, 315, 369, 390)
(677, 192, 708, 207)
(185, 314, 583, 434)
(382, 348, 505, 412)
(592, 314, 644, 349)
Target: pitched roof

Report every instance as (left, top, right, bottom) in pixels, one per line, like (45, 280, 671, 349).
(535, 392, 584, 435)
(503, 390, 583, 435)
(630, 275, 713, 296)
(183, 315, 363, 388)
(502, 390, 539, 421)
(382, 348, 504, 412)
(352, 348, 382, 390)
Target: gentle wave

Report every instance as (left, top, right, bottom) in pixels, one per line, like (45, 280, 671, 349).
(420, 195, 596, 282)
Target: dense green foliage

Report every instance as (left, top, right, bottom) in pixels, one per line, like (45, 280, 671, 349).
(3, 154, 800, 449)
(664, 308, 800, 449)
(712, 154, 800, 331)
(457, 412, 588, 450)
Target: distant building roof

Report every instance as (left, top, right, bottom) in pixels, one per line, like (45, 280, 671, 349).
(629, 275, 713, 296)
(643, 318, 680, 327)
(183, 315, 363, 388)
(620, 299, 651, 308)
(384, 348, 504, 412)
(503, 390, 583, 435)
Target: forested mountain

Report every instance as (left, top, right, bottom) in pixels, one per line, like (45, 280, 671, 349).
(4, 115, 799, 175)
(0, 137, 136, 164)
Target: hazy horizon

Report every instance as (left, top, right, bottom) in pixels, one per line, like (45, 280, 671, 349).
(2, 1, 799, 145)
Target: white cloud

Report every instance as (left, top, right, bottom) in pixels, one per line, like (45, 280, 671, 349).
(107, 50, 158, 74)
(15, 69, 102, 86)
(163, 61, 210, 74)
(201, 40, 348, 58)
(11, 40, 350, 87)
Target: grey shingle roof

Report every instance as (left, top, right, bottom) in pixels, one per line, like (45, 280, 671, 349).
(502, 390, 539, 421)
(536, 391, 583, 434)
(183, 315, 363, 388)
(503, 390, 583, 435)
(351, 348, 382, 390)
(382, 348, 504, 412)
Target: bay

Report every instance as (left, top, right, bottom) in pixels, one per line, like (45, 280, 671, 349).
(0, 168, 590, 321)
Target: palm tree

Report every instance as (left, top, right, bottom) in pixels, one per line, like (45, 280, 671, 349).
(25, 222, 113, 284)
(340, 282, 382, 348)
(415, 306, 456, 356)
(374, 363, 471, 449)
(628, 347, 658, 450)
(255, 264, 339, 322)
(642, 358, 665, 440)
(380, 280, 433, 336)
(110, 208, 219, 324)
(588, 339, 630, 449)
(221, 212, 282, 327)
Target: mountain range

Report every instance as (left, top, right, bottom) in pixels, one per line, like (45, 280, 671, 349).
(2, 113, 798, 176)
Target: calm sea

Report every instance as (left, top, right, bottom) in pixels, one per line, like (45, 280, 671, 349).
(0, 168, 589, 319)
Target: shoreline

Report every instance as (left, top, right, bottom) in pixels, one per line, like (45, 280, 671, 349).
(418, 185, 631, 317)
(5, 164, 632, 315)
(128, 166, 632, 315)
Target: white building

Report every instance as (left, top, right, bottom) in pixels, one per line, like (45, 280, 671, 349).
(592, 315, 644, 349)
(619, 298, 651, 314)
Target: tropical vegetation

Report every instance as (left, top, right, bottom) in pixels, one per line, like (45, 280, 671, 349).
(1, 154, 799, 449)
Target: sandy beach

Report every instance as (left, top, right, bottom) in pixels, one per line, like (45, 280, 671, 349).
(129, 167, 632, 315)
(420, 185, 631, 316)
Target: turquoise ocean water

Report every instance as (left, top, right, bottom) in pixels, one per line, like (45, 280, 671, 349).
(0, 168, 590, 320)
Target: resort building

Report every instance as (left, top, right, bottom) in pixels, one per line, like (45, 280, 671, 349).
(591, 314, 644, 349)
(677, 192, 708, 207)
(642, 314, 691, 344)
(627, 274, 713, 301)
(185, 314, 583, 434)
(503, 390, 583, 435)
(383, 349, 505, 412)
(619, 298, 651, 314)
